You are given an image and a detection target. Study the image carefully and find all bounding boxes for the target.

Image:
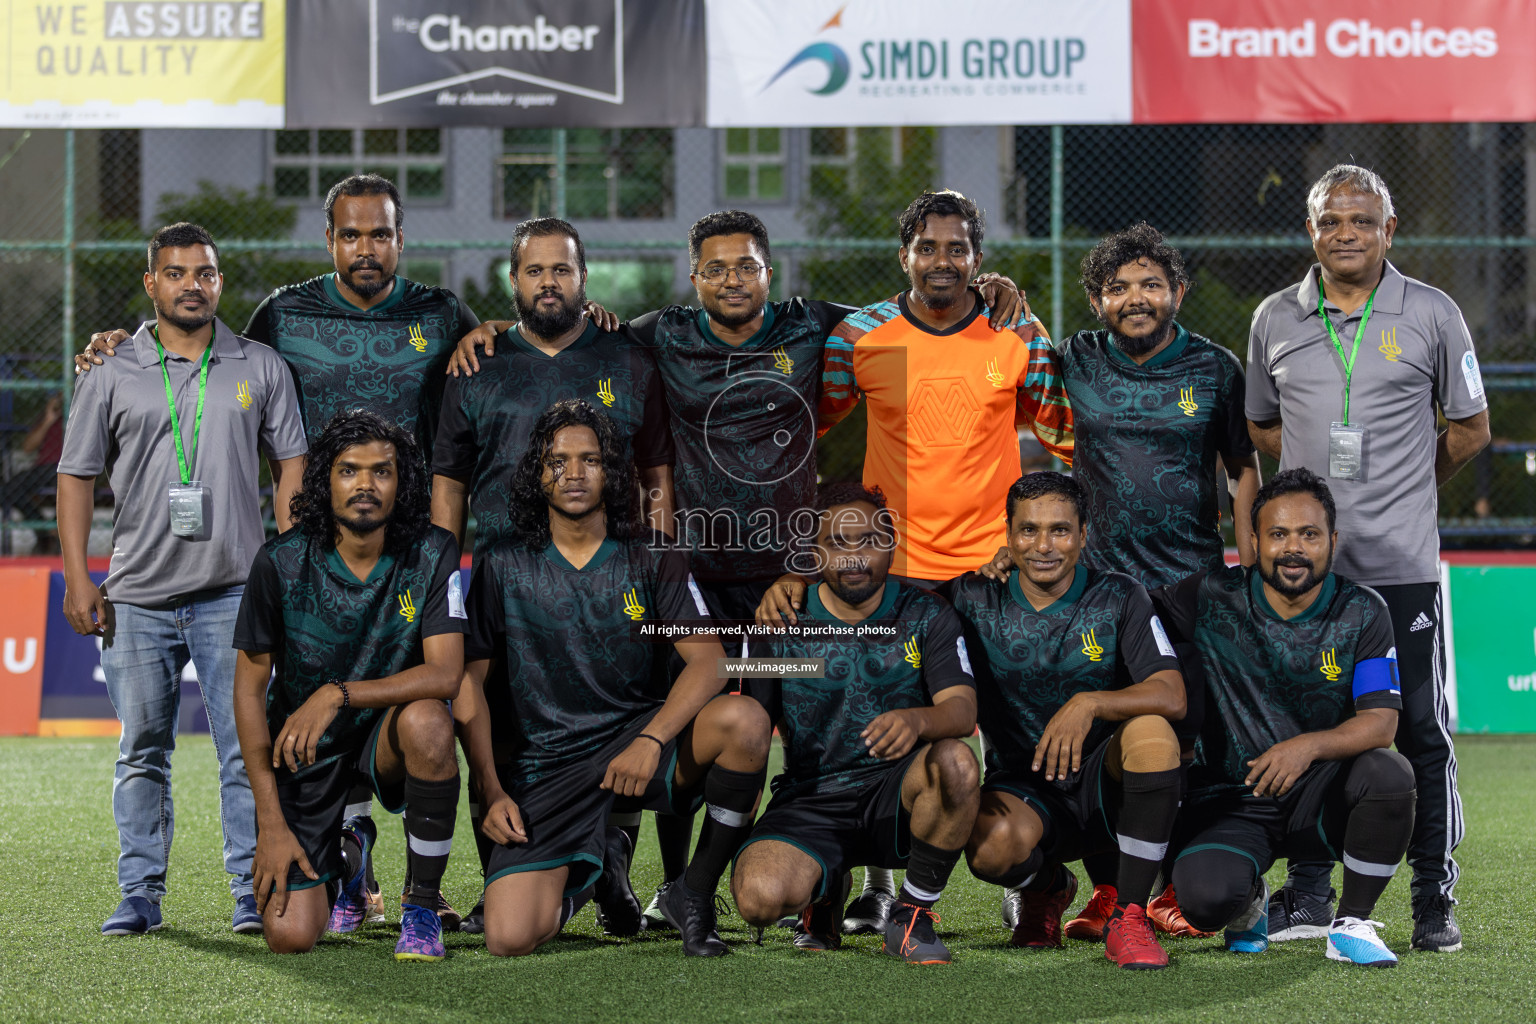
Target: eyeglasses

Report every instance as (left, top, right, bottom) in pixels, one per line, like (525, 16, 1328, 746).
(698, 263, 765, 283)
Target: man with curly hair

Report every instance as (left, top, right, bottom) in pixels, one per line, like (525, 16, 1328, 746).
(457, 399, 772, 959)
(231, 410, 468, 962)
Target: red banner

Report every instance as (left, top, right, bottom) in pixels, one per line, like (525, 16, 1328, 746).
(1132, 0, 1536, 123)
(0, 564, 52, 735)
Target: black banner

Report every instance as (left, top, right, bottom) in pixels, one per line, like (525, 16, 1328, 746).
(286, 0, 704, 127)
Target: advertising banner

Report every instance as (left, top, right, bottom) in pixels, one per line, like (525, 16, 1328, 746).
(1131, 0, 1536, 124)
(0, 0, 284, 127)
(0, 565, 51, 735)
(706, 0, 1132, 127)
(286, 0, 705, 128)
(1447, 565, 1536, 734)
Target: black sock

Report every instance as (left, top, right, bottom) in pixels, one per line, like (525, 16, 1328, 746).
(468, 800, 494, 885)
(1115, 767, 1182, 908)
(683, 765, 763, 896)
(1023, 861, 1068, 893)
(1080, 849, 1118, 890)
(657, 811, 694, 883)
(340, 830, 365, 881)
(971, 847, 1044, 890)
(403, 773, 460, 906)
(1338, 793, 1415, 920)
(609, 810, 642, 862)
(900, 837, 964, 908)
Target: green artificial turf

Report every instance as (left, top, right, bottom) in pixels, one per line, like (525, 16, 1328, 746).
(2, 735, 1532, 1024)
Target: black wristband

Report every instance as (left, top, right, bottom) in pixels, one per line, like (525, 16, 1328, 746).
(638, 733, 664, 750)
(332, 679, 350, 709)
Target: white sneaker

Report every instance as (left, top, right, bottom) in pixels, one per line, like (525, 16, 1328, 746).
(1327, 917, 1398, 967)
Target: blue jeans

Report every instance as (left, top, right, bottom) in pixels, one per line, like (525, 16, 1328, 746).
(100, 586, 253, 901)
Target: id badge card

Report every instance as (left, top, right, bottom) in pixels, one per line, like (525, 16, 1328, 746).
(168, 480, 209, 538)
(1328, 423, 1366, 481)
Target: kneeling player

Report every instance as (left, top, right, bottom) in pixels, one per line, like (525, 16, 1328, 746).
(1159, 469, 1414, 967)
(460, 400, 771, 958)
(733, 484, 980, 965)
(954, 473, 1185, 969)
(232, 411, 466, 960)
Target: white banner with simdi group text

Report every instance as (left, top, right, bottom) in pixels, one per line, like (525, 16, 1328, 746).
(705, 0, 1131, 127)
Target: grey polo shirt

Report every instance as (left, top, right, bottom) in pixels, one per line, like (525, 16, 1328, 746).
(58, 319, 308, 607)
(1246, 261, 1486, 586)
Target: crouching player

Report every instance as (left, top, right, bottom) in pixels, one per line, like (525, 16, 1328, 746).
(459, 400, 771, 959)
(954, 473, 1185, 968)
(232, 411, 466, 960)
(1160, 469, 1415, 966)
(734, 483, 980, 965)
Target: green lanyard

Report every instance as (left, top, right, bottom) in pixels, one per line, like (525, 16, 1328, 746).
(154, 328, 213, 485)
(1316, 282, 1377, 426)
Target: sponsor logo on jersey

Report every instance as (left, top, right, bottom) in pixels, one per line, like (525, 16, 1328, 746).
(903, 636, 922, 669)
(447, 571, 467, 620)
(1081, 628, 1104, 662)
(408, 322, 429, 353)
(773, 345, 795, 375)
(1409, 611, 1433, 632)
(622, 587, 646, 621)
(236, 380, 253, 410)
(398, 590, 417, 623)
(985, 357, 1006, 388)
(1177, 387, 1199, 417)
(1379, 326, 1401, 361)
(597, 378, 616, 407)
(1320, 647, 1342, 681)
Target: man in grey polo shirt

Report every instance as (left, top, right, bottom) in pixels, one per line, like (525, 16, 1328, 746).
(57, 222, 308, 937)
(1246, 165, 1490, 953)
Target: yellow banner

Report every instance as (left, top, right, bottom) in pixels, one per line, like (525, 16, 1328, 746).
(1, 1, 284, 126)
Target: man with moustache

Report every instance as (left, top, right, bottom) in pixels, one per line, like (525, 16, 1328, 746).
(232, 411, 465, 962)
(979, 223, 1260, 942)
(732, 483, 980, 965)
(1247, 166, 1488, 951)
(955, 473, 1185, 969)
(1157, 469, 1415, 967)
(432, 217, 674, 936)
(817, 190, 1075, 588)
(57, 222, 308, 937)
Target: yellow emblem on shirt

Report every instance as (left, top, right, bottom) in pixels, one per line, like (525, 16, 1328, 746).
(1379, 327, 1401, 362)
(236, 380, 252, 411)
(1321, 648, 1342, 681)
(903, 636, 922, 669)
(597, 378, 616, 407)
(408, 323, 429, 353)
(1081, 629, 1104, 662)
(985, 357, 1006, 388)
(773, 346, 795, 375)
(623, 588, 646, 621)
(1177, 387, 1198, 417)
(397, 590, 417, 624)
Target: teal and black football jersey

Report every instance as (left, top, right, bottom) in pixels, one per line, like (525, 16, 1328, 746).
(464, 533, 708, 783)
(745, 583, 974, 798)
(432, 322, 673, 554)
(233, 525, 467, 779)
(950, 565, 1180, 774)
(1155, 566, 1401, 797)
(1057, 325, 1253, 587)
(626, 299, 854, 583)
(244, 273, 480, 452)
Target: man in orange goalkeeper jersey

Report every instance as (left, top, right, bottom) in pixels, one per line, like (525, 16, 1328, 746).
(817, 190, 1075, 588)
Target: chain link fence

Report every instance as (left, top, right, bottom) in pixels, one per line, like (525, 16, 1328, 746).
(2, 123, 1532, 554)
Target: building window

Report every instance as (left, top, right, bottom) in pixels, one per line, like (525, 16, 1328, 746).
(270, 128, 446, 202)
(499, 129, 674, 221)
(807, 127, 931, 197)
(720, 128, 785, 202)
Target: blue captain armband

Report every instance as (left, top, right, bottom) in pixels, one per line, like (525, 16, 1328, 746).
(1352, 648, 1401, 700)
